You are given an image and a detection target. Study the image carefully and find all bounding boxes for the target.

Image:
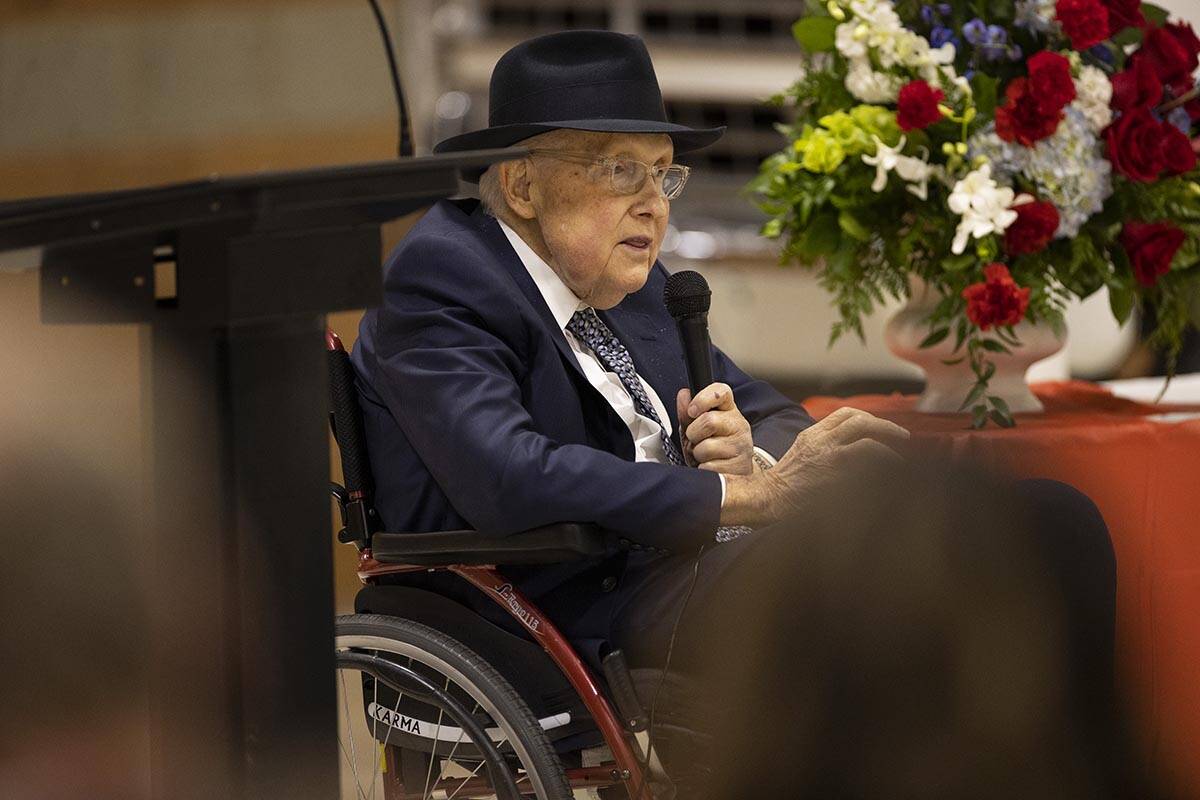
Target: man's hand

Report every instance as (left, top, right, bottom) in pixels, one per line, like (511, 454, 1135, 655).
(720, 406, 910, 528)
(676, 383, 754, 475)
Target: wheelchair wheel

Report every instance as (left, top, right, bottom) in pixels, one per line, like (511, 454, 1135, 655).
(335, 614, 573, 799)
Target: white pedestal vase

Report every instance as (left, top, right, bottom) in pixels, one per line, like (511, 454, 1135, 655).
(884, 278, 1067, 414)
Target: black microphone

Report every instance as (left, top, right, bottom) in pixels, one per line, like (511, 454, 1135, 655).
(663, 270, 714, 395)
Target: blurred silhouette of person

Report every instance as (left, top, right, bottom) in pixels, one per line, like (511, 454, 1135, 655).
(620, 456, 1147, 800)
(0, 441, 151, 800)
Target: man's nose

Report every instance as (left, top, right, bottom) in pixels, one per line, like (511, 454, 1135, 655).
(633, 176, 669, 218)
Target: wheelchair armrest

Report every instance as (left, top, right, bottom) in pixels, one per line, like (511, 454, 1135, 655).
(369, 522, 607, 566)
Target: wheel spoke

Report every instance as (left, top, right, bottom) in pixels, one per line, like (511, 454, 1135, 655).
(444, 736, 506, 800)
(422, 676, 451, 800)
(338, 667, 369, 800)
(439, 700, 480, 772)
(370, 667, 404, 800)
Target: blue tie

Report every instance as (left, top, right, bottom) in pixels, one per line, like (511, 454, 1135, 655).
(566, 307, 751, 543)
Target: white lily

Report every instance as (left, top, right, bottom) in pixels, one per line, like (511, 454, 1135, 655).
(862, 135, 907, 192)
(862, 137, 934, 200)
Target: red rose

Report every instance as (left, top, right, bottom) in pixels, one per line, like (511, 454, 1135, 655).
(1162, 123, 1198, 174)
(1026, 51, 1077, 116)
(1138, 24, 1199, 89)
(1110, 57, 1163, 113)
(1101, 0, 1144, 36)
(1056, 0, 1110, 50)
(1004, 199, 1061, 255)
(1164, 22, 1200, 89)
(1105, 107, 1167, 181)
(897, 80, 946, 131)
(962, 263, 1032, 330)
(1120, 221, 1186, 286)
(996, 78, 1064, 146)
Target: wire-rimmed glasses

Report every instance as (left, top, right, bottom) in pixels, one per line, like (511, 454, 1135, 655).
(527, 149, 691, 200)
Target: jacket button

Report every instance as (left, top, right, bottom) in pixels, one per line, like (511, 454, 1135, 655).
(601, 576, 618, 593)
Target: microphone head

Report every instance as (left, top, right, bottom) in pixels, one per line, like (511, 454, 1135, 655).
(663, 270, 711, 320)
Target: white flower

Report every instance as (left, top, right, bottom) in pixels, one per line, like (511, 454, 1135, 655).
(845, 60, 901, 102)
(1073, 65, 1113, 133)
(948, 164, 1018, 254)
(834, 0, 964, 95)
(895, 148, 935, 200)
(835, 22, 867, 59)
(861, 136, 935, 200)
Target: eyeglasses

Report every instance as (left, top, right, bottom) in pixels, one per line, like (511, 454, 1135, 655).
(527, 150, 691, 200)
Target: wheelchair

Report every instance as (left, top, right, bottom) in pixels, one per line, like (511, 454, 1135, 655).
(327, 330, 672, 800)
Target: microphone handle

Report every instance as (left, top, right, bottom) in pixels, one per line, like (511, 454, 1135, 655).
(675, 313, 714, 395)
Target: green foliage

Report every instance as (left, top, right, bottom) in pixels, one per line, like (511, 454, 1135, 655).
(792, 16, 839, 52)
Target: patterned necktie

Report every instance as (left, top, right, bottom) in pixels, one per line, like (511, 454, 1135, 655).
(566, 307, 751, 543)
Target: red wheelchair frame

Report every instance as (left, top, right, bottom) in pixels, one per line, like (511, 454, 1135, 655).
(329, 329, 653, 798)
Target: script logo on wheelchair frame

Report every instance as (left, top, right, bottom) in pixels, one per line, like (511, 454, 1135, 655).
(494, 583, 540, 631)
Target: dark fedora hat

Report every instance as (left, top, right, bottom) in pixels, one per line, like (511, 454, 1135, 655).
(433, 30, 725, 181)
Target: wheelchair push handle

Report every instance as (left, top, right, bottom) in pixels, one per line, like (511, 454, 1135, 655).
(326, 330, 372, 496)
(327, 329, 376, 546)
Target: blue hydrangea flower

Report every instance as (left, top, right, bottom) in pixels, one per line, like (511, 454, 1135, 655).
(969, 108, 1113, 238)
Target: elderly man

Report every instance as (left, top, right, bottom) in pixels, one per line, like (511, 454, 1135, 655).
(351, 30, 1114, 762)
(351, 29, 912, 657)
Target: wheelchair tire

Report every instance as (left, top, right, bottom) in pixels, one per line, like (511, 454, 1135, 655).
(335, 613, 573, 799)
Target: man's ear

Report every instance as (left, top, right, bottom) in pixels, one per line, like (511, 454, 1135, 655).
(499, 159, 538, 221)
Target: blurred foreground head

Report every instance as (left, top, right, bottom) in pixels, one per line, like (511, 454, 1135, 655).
(685, 455, 1148, 800)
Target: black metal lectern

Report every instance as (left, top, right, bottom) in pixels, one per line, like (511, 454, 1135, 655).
(0, 149, 520, 799)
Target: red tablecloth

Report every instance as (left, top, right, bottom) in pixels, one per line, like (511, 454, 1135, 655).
(804, 381, 1200, 795)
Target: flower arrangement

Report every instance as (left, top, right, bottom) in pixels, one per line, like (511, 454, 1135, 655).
(751, 0, 1200, 427)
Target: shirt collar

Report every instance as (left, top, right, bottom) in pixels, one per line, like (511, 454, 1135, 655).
(496, 217, 585, 331)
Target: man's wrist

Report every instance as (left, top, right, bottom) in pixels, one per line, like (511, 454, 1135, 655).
(719, 471, 774, 528)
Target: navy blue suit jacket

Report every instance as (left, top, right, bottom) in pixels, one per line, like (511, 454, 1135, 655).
(352, 198, 813, 566)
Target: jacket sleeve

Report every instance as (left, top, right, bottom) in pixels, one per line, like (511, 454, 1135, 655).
(713, 344, 816, 462)
(368, 234, 723, 552)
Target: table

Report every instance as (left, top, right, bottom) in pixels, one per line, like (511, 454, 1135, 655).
(803, 380, 1200, 796)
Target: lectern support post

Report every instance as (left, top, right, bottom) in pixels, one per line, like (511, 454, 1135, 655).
(144, 318, 334, 798)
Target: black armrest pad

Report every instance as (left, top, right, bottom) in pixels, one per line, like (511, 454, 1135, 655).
(370, 522, 607, 566)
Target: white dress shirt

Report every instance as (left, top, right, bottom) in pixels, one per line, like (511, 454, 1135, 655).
(496, 219, 731, 503)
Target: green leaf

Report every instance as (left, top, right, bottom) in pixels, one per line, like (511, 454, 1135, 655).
(800, 212, 842, 257)
(959, 383, 986, 412)
(987, 396, 1011, 418)
(1110, 27, 1143, 48)
(838, 210, 872, 242)
(971, 404, 988, 429)
(792, 16, 838, 52)
(919, 327, 951, 348)
(970, 73, 999, 119)
(760, 218, 783, 239)
(980, 339, 1011, 354)
(1108, 284, 1135, 325)
(941, 252, 976, 272)
(1142, 3, 1169, 26)
(989, 409, 1016, 428)
(941, 356, 966, 365)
